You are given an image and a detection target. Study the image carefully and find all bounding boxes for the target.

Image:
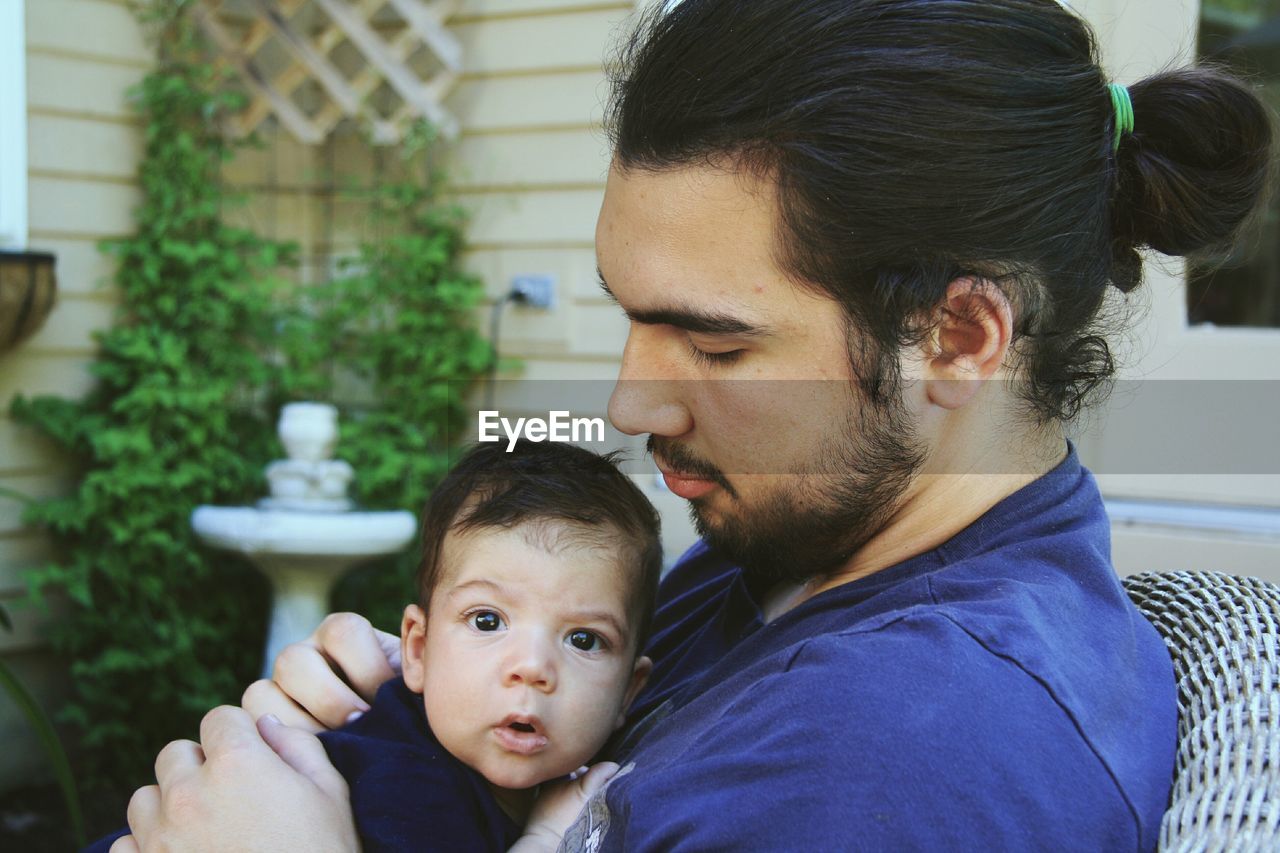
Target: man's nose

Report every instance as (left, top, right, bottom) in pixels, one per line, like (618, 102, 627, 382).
(608, 327, 694, 438)
(503, 634, 557, 693)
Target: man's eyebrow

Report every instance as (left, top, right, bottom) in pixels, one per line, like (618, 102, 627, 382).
(597, 269, 772, 338)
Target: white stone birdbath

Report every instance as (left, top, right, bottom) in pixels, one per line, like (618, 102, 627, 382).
(191, 403, 416, 677)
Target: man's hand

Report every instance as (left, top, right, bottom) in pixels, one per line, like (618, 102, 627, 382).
(109, 707, 358, 853)
(510, 763, 620, 853)
(242, 612, 401, 731)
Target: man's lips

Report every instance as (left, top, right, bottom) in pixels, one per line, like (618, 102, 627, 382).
(493, 714, 548, 755)
(657, 463, 718, 500)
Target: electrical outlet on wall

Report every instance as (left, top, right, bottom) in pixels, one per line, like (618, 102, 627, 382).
(328, 252, 368, 280)
(511, 274, 556, 309)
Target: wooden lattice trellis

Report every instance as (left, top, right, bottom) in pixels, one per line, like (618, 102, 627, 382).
(195, 0, 463, 145)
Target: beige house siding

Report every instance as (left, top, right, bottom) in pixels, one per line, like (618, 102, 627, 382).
(1, 0, 146, 790)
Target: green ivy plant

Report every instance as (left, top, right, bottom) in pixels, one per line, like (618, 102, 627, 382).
(8, 0, 493, 790)
(0, 600, 84, 847)
(10, 0, 283, 788)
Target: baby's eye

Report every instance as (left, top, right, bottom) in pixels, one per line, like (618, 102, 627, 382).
(471, 611, 504, 632)
(566, 630, 603, 652)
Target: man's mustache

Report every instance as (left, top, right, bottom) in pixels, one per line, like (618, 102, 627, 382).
(647, 435, 736, 496)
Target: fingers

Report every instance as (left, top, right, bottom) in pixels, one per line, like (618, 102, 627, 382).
(242, 678, 325, 733)
(576, 762, 621, 798)
(125, 785, 159, 845)
(310, 613, 399, 700)
(273, 640, 372, 730)
(198, 704, 270, 768)
(108, 835, 140, 853)
(119, 707, 359, 853)
(522, 761, 622, 845)
(266, 612, 399, 730)
(257, 713, 350, 804)
(153, 738, 204, 786)
(375, 624, 403, 674)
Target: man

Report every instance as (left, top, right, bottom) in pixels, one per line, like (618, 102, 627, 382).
(118, 0, 1273, 849)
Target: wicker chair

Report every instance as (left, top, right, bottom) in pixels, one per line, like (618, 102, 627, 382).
(1123, 571, 1280, 851)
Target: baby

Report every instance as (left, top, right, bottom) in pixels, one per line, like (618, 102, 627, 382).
(314, 439, 661, 851)
(87, 439, 660, 853)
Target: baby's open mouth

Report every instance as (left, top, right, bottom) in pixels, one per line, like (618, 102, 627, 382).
(494, 715, 549, 755)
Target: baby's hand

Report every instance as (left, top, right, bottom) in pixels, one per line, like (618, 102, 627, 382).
(243, 612, 401, 731)
(509, 763, 619, 853)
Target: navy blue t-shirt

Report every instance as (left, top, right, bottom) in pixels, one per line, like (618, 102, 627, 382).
(565, 446, 1176, 852)
(317, 678, 521, 853)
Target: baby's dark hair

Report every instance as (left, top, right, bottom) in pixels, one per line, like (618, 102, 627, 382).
(416, 440, 663, 654)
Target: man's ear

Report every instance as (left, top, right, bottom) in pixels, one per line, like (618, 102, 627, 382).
(400, 604, 429, 693)
(615, 655, 653, 730)
(925, 277, 1015, 410)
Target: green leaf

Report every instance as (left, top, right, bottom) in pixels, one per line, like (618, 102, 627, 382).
(0, 659, 86, 847)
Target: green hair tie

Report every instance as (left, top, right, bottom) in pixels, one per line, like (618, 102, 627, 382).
(1107, 82, 1134, 153)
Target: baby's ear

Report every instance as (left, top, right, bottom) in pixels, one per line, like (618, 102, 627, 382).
(615, 655, 653, 730)
(400, 604, 429, 693)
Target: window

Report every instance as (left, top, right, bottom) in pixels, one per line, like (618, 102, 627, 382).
(0, 0, 27, 249)
(1188, 0, 1280, 328)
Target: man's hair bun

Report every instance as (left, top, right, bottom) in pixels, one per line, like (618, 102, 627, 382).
(1112, 68, 1273, 278)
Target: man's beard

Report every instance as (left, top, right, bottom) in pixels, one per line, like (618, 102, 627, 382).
(649, 386, 925, 588)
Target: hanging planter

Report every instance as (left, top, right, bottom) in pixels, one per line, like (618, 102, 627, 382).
(0, 251, 57, 355)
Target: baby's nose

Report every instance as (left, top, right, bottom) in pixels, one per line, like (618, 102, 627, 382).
(503, 637, 557, 692)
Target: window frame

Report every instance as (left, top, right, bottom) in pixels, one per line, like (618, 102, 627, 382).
(0, 0, 28, 249)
